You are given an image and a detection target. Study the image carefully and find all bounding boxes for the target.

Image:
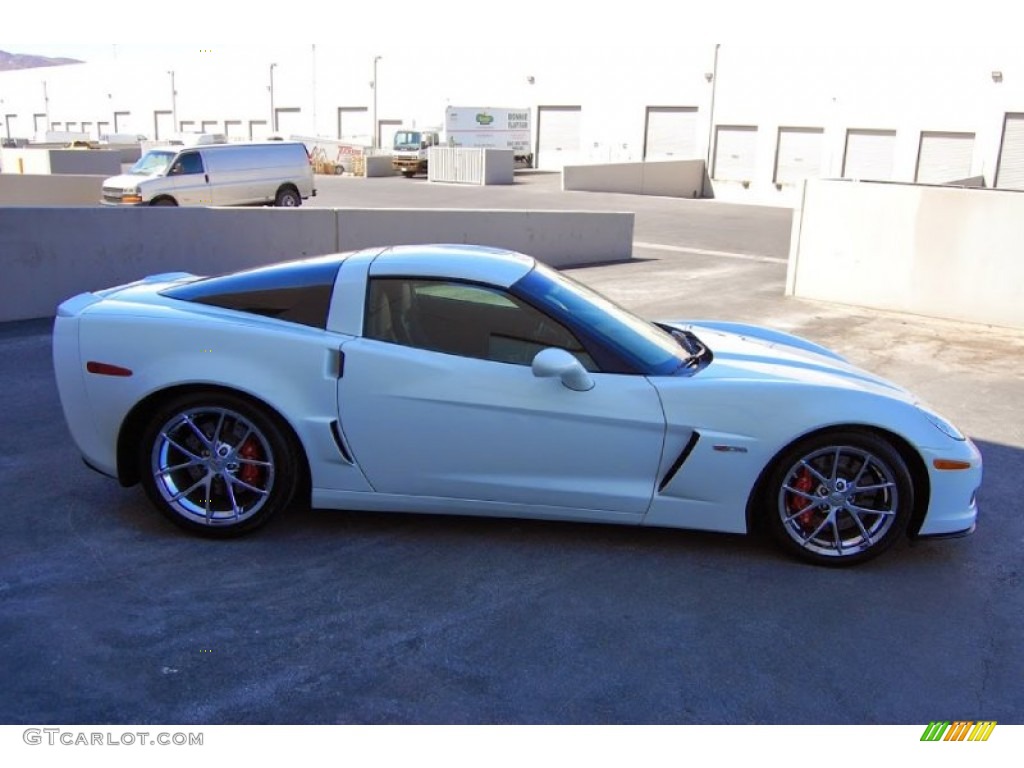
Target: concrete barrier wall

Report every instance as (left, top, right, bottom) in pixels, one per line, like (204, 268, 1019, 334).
(0, 207, 633, 321)
(335, 209, 633, 267)
(787, 179, 1024, 330)
(0, 174, 105, 206)
(0, 208, 339, 323)
(0, 148, 122, 175)
(562, 159, 705, 198)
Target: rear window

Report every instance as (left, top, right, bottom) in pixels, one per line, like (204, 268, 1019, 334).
(162, 256, 343, 329)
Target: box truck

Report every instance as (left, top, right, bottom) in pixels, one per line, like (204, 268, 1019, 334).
(391, 106, 533, 177)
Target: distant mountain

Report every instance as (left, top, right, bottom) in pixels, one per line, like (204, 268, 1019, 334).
(0, 50, 84, 71)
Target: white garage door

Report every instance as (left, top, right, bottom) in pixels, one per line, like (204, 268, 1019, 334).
(995, 114, 1024, 190)
(249, 120, 270, 140)
(916, 131, 975, 184)
(537, 106, 582, 170)
(338, 107, 370, 143)
(274, 108, 303, 137)
(775, 127, 824, 184)
(224, 120, 243, 141)
(644, 107, 698, 160)
(843, 129, 896, 181)
(713, 125, 758, 181)
(4, 114, 21, 140)
(153, 111, 173, 140)
(378, 120, 402, 152)
(114, 112, 132, 134)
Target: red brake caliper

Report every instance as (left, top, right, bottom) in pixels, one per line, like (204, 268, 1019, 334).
(238, 437, 263, 486)
(787, 468, 816, 529)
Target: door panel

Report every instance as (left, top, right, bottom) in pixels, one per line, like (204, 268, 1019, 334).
(337, 338, 665, 515)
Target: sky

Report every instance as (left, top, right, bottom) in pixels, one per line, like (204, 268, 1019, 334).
(3, 0, 1019, 60)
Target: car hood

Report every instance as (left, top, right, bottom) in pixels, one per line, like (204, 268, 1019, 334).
(668, 321, 914, 402)
(103, 173, 158, 187)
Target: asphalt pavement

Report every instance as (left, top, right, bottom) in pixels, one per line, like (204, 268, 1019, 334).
(0, 173, 1021, 725)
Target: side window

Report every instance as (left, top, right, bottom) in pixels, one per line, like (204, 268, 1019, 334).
(172, 152, 205, 175)
(365, 278, 597, 370)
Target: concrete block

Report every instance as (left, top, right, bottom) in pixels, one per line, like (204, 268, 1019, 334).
(336, 209, 633, 267)
(787, 179, 1024, 330)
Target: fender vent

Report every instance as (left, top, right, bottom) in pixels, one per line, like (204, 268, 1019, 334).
(658, 432, 701, 493)
(330, 420, 354, 464)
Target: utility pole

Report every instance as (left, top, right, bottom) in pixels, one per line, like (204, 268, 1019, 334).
(372, 55, 382, 149)
(167, 70, 177, 132)
(269, 63, 278, 134)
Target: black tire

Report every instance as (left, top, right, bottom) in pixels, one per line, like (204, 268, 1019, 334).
(150, 197, 177, 206)
(138, 391, 300, 537)
(762, 430, 913, 566)
(274, 187, 301, 207)
(401, 170, 415, 178)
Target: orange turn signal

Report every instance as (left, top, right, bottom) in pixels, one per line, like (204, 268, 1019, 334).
(933, 459, 973, 471)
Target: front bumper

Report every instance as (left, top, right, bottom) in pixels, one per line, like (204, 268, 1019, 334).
(914, 437, 982, 537)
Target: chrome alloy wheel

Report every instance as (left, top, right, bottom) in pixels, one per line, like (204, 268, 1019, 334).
(777, 444, 900, 559)
(151, 407, 276, 526)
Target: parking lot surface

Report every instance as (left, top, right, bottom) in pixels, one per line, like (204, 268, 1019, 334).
(1, 174, 1021, 724)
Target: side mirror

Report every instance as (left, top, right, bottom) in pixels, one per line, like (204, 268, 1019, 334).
(531, 348, 594, 392)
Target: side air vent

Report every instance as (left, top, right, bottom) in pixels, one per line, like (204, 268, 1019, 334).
(329, 420, 354, 464)
(658, 432, 701, 493)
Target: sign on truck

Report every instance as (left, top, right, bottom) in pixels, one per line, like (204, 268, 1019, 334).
(445, 107, 533, 167)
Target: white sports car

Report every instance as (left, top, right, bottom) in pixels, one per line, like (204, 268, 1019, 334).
(53, 244, 981, 566)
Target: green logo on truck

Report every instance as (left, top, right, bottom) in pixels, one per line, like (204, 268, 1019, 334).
(475, 113, 494, 126)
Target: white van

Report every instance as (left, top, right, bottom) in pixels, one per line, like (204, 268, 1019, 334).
(101, 142, 316, 207)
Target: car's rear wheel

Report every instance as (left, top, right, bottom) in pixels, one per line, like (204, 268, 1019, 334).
(274, 187, 301, 207)
(138, 392, 298, 537)
(764, 430, 913, 566)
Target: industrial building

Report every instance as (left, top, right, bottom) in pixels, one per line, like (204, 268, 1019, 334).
(1, 44, 1023, 202)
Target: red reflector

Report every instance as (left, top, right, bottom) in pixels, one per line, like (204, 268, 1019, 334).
(86, 361, 133, 377)
(933, 459, 972, 471)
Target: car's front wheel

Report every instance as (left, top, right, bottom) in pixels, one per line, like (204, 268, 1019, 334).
(138, 392, 299, 537)
(763, 430, 913, 566)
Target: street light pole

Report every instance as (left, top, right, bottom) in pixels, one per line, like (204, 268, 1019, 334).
(269, 63, 278, 134)
(42, 80, 50, 131)
(372, 55, 382, 150)
(167, 70, 177, 133)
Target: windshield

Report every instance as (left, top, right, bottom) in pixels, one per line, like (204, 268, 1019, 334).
(128, 150, 176, 176)
(513, 264, 691, 375)
(393, 131, 422, 149)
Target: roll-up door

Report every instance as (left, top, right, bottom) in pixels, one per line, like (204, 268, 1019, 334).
(249, 120, 269, 140)
(644, 107, 698, 160)
(378, 120, 402, 152)
(843, 129, 896, 181)
(915, 132, 974, 183)
(154, 111, 173, 140)
(201, 120, 219, 134)
(537, 106, 582, 170)
(774, 127, 824, 184)
(4, 114, 19, 140)
(338, 107, 370, 143)
(224, 120, 242, 141)
(995, 114, 1024, 190)
(274, 108, 302, 137)
(712, 125, 757, 181)
(114, 112, 131, 134)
